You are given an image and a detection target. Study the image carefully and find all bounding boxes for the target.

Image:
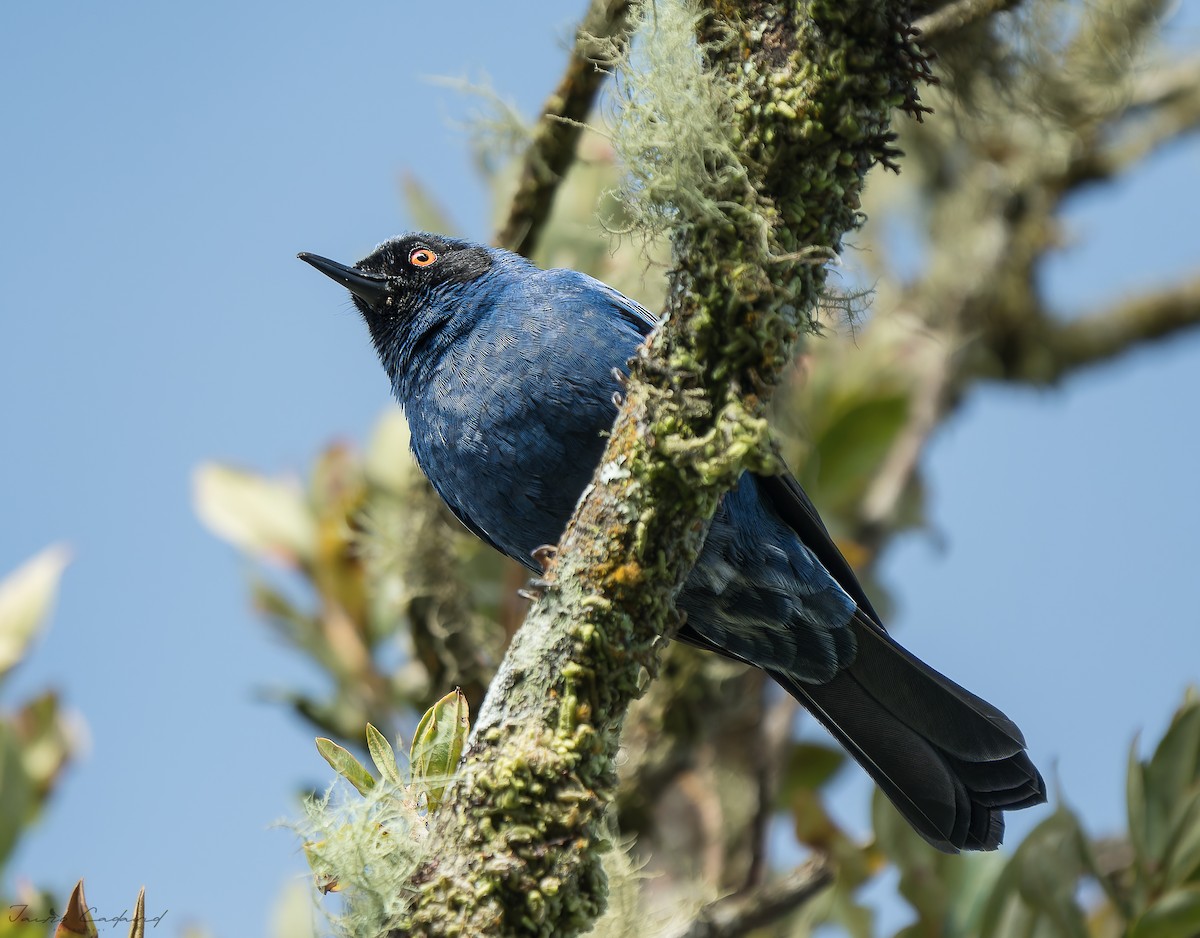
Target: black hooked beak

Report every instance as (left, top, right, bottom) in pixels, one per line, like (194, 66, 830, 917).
(298, 252, 390, 306)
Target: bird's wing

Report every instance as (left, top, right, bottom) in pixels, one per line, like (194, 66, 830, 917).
(571, 273, 877, 627)
(754, 471, 883, 625)
(441, 492, 521, 564)
(581, 274, 882, 626)
(583, 277, 660, 336)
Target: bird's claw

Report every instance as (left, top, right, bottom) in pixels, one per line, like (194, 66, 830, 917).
(518, 577, 553, 601)
(531, 544, 558, 572)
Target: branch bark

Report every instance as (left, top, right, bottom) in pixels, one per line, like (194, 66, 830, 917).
(391, 1, 931, 934)
(674, 858, 833, 938)
(1011, 276, 1200, 383)
(914, 0, 1020, 42)
(493, 0, 635, 257)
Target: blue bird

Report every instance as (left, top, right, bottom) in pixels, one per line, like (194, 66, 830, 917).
(299, 233, 1046, 852)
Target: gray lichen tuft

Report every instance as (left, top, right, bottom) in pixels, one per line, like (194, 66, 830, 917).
(298, 781, 430, 937)
(605, 1, 749, 239)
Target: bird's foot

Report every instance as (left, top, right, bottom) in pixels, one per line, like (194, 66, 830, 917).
(518, 546, 559, 601)
(531, 544, 558, 573)
(518, 578, 553, 602)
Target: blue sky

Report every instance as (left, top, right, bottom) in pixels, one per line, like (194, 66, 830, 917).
(1, 2, 1197, 936)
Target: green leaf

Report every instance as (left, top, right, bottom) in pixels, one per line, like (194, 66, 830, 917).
(1146, 699, 1200, 811)
(250, 580, 323, 652)
(0, 723, 34, 869)
(410, 688, 470, 812)
(1130, 886, 1200, 938)
(1142, 699, 1200, 875)
(872, 787, 1004, 937)
(0, 545, 70, 680)
(809, 393, 910, 513)
(1128, 735, 1152, 883)
(979, 807, 1090, 938)
(825, 880, 875, 938)
(366, 723, 401, 785)
(1162, 788, 1200, 889)
(193, 463, 315, 567)
(777, 741, 847, 802)
(15, 690, 72, 795)
(315, 737, 375, 796)
(1072, 816, 1134, 918)
(789, 786, 841, 850)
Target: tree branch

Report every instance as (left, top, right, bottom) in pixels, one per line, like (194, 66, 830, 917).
(914, 0, 1020, 42)
(392, 1, 931, 934)
(494, 0, 634, 257)
(857, 332, 954, 553)
(745, 692, 798, 889)
(673, 858, 833, 938)
(1027, 276, 1200, 381)
(1062, 57, 1200, 191)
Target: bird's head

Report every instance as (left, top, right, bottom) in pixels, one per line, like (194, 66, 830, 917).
(299, 233, 510, 391)
(299, 232, 497, 324)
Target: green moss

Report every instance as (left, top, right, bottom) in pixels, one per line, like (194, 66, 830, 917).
(380, 1, 930, 935)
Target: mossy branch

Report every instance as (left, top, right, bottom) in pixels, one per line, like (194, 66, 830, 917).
(390, 2, 929, 935)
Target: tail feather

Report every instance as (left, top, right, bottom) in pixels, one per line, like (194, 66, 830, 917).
(847, 612, 1029, 760)
(776, 612, 1046, 853)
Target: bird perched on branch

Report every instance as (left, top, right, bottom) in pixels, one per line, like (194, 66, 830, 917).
(300, 233, 1046, 852)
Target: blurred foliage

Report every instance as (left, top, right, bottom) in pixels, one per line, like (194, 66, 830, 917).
(638, 691, 1200, 938)
(195, 413, 507, 748)
(0, 549, 77, 938)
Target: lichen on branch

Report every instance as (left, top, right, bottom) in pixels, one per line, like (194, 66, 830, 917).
(383, 2, 930, 936)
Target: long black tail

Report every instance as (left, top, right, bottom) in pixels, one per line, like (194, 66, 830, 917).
(774, 611, 1046, 852)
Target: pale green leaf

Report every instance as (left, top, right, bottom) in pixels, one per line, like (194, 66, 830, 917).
(410, 688, 470, 812)
(0, 724, 34, 870)
(1146, 700, 1200, 810)
(270, 879, 320, 938)
(0, 545, 70, 679)
(366, 722, 401, 785)
(1162, 788, 1200, 889)
(315, 737, 375, 796)
(363, 409, 412, 492)
(1143, 700, 1200, 872)
(1128, 736, 1151, 880)
(776, 741, 847, 803)
(16, 690, 72, 793)
(979, 808, 1090, 938)
(1130, 886, 1200, 938)
(193, 463, 315, 566)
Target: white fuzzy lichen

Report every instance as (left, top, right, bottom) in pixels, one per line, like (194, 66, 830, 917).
(602, 0, 749, 241)
(296, 781, 428, 938)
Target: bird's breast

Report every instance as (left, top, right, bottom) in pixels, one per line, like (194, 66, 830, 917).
(406, 325, 625, 565)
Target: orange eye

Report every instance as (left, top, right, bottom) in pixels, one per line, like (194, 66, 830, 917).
(409, 248, 438, 267)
